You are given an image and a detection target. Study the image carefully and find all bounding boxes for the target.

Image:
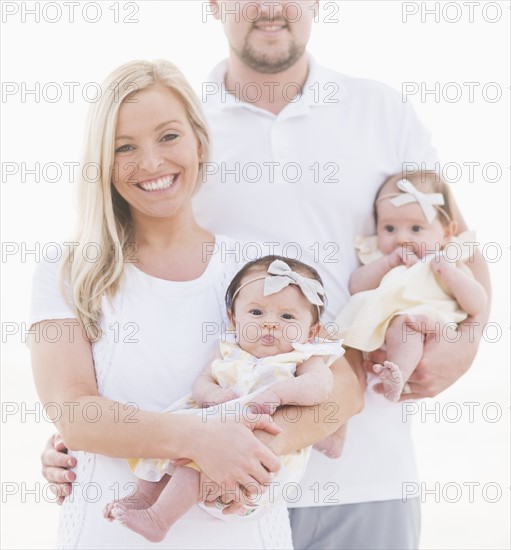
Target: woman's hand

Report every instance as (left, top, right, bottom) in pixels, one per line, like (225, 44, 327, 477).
(200, 472, 259, 515)
(189, 412, 281, 500)
(40, 433, 76, 505)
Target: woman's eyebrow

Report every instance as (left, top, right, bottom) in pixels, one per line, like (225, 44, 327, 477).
(115, 120, 185, 140)
(155, 120, 184, 131)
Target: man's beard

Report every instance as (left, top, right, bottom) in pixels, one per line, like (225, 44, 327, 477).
(236, 39, 305, 74)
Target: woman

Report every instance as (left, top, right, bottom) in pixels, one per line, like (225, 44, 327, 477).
(30, 60, 362, 549)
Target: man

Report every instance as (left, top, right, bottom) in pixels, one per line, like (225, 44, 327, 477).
(42, 1, 491, 548)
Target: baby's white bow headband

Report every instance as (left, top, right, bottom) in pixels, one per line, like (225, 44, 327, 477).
(232, 259, 325, 312)
(377, 179, 450, 223)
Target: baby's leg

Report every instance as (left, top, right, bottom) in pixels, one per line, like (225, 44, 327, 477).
(313, 424, 348, 459)
(104, 476, 169, 521)
(111, 466, 200, 543)
(373, 315, 423, 401)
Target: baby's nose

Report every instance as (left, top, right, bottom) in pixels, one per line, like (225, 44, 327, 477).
(262, 321, 280, 330)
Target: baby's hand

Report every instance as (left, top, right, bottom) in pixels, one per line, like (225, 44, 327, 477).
(392, 246, 419, 267)
(430, 255, 455, 278)
(248, 389, 282, 415)
(200, 387, 238, 407)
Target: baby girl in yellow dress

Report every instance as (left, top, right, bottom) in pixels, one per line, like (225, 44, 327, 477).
(104, 256, 343, 542)
(336, 171, 487, 402)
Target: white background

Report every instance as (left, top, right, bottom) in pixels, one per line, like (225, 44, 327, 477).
(1, 1, 509, 548)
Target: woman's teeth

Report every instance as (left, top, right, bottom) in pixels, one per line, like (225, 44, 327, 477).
(138, 175, 175, 192)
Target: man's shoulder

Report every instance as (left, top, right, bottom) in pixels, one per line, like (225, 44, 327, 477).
(309, 61, 404, 115)
(324, 66, 401, 101)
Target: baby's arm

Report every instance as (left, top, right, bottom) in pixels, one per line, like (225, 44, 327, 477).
(349, 247, 416, 294)
(250, 356, 334, 415)
(431, 258, 488, 317)
(192, 358, 237, 407)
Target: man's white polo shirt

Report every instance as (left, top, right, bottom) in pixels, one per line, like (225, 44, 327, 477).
(193, 57, 437, 506)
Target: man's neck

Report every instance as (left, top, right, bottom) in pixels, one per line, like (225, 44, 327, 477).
(224, 52, 309, 115)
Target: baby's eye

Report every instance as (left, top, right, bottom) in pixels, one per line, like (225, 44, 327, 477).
(281, 313, 295, 320)
(249, 309, 262, 316)
(115, 144, 135, 154)
(161, 133, 178, 142)
(384, 225, 395, 233)
(411, 225, 422, 233)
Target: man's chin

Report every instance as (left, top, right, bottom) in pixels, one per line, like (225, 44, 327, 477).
(240, 45, 304, 74)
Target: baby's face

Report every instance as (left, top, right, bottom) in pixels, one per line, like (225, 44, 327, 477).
(376, 198, 450, 259)
(231, 272, 316, 358)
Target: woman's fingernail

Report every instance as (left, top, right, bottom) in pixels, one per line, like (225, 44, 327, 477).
(63, 486, 71, 495)
(65, 472, 74, 482)
(67, 458, 75, 467)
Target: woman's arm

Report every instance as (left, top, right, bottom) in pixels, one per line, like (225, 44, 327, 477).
(212, 351, 365, 512)
(31, 319, 281, 489)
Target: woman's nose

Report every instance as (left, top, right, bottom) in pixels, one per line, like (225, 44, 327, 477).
(139, 148, 164, 173)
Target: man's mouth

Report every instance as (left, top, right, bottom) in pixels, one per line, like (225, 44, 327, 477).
(253, 19, 287, 33)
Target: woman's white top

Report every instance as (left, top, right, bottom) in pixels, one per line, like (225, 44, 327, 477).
(29, 235, 293, 549)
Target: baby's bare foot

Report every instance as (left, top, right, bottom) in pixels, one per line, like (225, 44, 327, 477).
(313, 425, 347, 459)
(103, 491, 153, 522)
(373, 361, 404, 402)
(111, 503, 169, 543)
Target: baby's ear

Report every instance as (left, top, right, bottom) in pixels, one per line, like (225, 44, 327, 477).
(227, 309, 236, 327)
(308, 322, 321, 342)
(444, 220, 457, 240)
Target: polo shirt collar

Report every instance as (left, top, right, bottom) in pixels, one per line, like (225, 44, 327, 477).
(203, 54, 344, 117)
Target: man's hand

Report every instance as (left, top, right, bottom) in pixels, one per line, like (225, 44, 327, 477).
(366, 315, 480, 401)
(41, 433, 76, 505)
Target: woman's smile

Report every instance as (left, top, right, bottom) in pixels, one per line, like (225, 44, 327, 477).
(137, 174, 177, 193)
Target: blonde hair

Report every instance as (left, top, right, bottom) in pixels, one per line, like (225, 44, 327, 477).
(61, 60, 210, 340)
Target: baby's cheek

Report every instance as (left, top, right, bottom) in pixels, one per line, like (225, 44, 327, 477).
(242, 324, 260, 342)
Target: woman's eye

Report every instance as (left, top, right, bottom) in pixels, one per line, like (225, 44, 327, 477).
(115, 144, 134, 154)
(249, 309, 262, 316)
(162, 133, 178, 142)
(411, 225, 422, 233)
